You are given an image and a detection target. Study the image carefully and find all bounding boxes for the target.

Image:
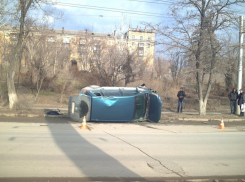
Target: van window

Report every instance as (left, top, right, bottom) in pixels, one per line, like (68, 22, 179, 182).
(71, 102, 75, 114)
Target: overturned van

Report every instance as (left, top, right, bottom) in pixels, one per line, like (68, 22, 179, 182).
(68, 85, 162, 123)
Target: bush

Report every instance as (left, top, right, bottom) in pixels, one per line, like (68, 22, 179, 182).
(15, 94, 35, 110)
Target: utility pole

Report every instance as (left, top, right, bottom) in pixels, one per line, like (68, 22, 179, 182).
(237, 15, 244, 115)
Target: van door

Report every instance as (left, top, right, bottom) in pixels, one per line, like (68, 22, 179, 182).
(133, 94, 146, 120)
(147, 93, 162, 123)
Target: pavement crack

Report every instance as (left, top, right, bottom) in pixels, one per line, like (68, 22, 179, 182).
(137, 124, 178, 134)
(147, 163, 154, 169)
(104, 131, 184, 177)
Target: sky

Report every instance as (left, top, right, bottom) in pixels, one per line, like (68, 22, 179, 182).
(39, 0, 245, 41)
(44, 0, 172, 33)
(35, 0, 244, 56)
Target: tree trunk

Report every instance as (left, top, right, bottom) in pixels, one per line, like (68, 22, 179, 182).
(199, 99, 207, 116)
(7, 68, 18, 109)
(124, 75, 130, 86)
(17, 60, 22, 90)
(35, 77, 44, 102)
(6, 0, 33, 109)
(60, 81, 68, 103)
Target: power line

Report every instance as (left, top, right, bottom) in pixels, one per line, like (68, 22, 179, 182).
(125, 0, 172, 5)
(39, 13, 168, 19)
(51, 2, 168, 17)
(47, 1, 173, 18)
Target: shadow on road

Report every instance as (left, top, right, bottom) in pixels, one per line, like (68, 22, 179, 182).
(45, 116, 143, 180)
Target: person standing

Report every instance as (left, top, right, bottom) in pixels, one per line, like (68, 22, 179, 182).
(177, 87, 186, 113)
(238, 89, 244, 116)
(228, 88, 238, 114)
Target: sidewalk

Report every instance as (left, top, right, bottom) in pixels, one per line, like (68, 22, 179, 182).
(1, 106, 245, 122)
(161, 109, 245, 122)
(0, 106, 68, 118)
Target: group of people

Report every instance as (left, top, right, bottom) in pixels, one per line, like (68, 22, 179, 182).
(176, 87, 245, 116)
(228, 88, 245, 116)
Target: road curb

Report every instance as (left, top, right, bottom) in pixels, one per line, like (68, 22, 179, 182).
(0, 177, 244, 182)
(176, 118, 245, 122)
(0, 112, 68, 118)
(1, 111, 245, 122)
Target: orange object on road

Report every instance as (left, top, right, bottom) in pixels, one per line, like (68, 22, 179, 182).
(80, 116, 88, 129)
(218, 117, 225, 129)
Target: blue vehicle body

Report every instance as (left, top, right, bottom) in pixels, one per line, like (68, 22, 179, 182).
(68, 85, 162, 123)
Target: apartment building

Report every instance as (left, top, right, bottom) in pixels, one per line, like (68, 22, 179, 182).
(125, 26, 155, 67)
(0, 26, 155, 71)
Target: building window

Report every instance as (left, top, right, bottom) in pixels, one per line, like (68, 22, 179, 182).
(140, 36, 143, 40)
(64, 43, 69, 48)
(147, 50, 150, 55)
(73, 45, 76, 49)
(132, 35, 135, 39)
(63, 37, 70, 43)
(147, 43, 150, 48)
(71, 102, 75, 114)
(139, 50, 144, 56)
(78, 53, 84, 57)
(139, 43, 144, 47)
(148, 37, 151, 41)
(80, 39, 86, 44)
(10, 34, 17, 39)
(11, 34, 17, 38)
(132, 42, 135, 47)
(47, 37, 55, 42)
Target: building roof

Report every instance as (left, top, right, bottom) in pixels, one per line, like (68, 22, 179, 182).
(54, 28, 122, 39)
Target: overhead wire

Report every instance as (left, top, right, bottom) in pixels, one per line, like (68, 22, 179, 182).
(47, 1, 174, 18)
(44, 0, 244, 28)
(125, 0, 173, 5)
(48, 1, 244, 19)
(45, 13, 163, 18)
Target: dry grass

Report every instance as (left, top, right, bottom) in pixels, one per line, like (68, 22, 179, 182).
(0, 74, 230, 112)
(15, 94, 35, 110)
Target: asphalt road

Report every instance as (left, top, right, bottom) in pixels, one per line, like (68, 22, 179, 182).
(0, 117, 245, 182)
(1, 116, 245, 126)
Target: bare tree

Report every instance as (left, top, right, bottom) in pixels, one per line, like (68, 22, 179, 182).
(25, 26, 58, 101)
(168, 50, 186, 87)
(90, 40, 150, 86)
(3, 0, 61, 109)
(218, 33, 239, 92)
(148, 0, 245, 115)
(5, 0, 34, 109)
(56, 69, 74, 103)
(0, 0, 14, 27)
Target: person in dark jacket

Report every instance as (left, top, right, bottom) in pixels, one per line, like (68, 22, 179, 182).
(228, 88, 238, 114)
(238, 89, 244, 116)
(177, 87, 186, 113)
